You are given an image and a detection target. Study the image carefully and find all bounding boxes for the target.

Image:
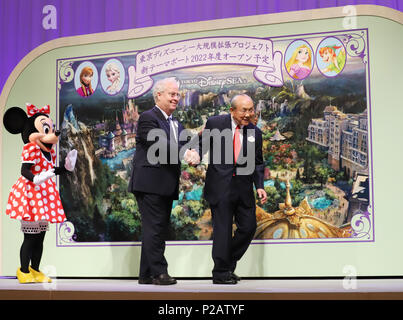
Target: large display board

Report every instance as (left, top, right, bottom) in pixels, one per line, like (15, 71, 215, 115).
(1, 6, 403, 277)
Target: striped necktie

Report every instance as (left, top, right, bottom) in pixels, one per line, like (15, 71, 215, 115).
(167, 116, 177, 142)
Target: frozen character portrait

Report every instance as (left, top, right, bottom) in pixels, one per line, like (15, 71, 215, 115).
(285, 42, 313, 80)
(317, 37, 346, 77)
(3, 104, 77, 284)
(101, 59, 125, 95)
(76, 66, 95, 97)
(105, 63, 121, 94)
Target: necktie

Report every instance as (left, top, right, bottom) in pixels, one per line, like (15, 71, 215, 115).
(168, 117, 177, 142)
(233, 125, 241, 164)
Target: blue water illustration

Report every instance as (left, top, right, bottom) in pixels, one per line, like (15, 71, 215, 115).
(100, 148, 135, 171)
(310, 197, 332, 210)
(263, 180, 291, 189)
(263, 179, 332, 210)
(185, 185, 203, 201)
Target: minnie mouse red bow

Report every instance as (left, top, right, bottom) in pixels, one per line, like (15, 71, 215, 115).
(26, 104, 50, 117)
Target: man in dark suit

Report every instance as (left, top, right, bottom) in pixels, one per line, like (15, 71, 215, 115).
(128, 77, 199, 285)
(197, 94, 267, 284)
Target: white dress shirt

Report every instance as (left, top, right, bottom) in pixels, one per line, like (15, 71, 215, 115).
(155, 105, 177, 142)
(231, 115, 243, 147)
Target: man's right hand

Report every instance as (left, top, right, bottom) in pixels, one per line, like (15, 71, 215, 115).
(184, 149, 200, 166)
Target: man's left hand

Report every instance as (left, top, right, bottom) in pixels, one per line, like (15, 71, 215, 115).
(256, 188, 267, 204)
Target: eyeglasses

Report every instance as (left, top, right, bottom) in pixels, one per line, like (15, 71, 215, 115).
(166, 92, 181, 99)
(237, 109, 255, 115)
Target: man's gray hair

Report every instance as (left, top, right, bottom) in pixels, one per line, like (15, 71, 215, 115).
(152, 77, 180, 103)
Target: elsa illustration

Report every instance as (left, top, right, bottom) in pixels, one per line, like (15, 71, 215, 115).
(105, 63, 121, 94)
(285, 44, 312, 80)
(319, 45, 346, 75)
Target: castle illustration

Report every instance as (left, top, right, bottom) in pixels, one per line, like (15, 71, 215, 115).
(97, 99, 139, 158)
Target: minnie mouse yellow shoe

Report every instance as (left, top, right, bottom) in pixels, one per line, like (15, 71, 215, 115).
(16, 268, 35, 284)
(29, 266, 52, 283)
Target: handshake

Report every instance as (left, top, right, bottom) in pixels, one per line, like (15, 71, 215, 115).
(183, 149, 200, 166)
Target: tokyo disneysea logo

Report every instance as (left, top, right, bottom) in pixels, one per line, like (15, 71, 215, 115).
(180, 76, 248, 89)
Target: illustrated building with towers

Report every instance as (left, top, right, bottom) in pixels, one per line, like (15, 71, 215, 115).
(98, 99, 139, 158)
(306, 105, 368, 178)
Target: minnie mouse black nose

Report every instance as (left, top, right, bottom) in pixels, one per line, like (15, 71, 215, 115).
(55, 130, 61, 136)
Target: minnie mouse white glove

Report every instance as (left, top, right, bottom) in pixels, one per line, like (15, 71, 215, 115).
(64, 149, 77, 172)
(33, 169, 55, 185)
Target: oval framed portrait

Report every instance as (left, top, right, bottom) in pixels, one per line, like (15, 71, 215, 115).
(284, 39, 314, 80)
(74, 61, 98, 97)
(100, 58, 125, 96)
(316, 36, 347, 77)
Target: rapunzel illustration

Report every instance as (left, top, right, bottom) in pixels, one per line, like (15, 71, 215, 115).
(319, 45, 346, 75)
(77, 66, 94, 97)
(285, 44, 313, 80)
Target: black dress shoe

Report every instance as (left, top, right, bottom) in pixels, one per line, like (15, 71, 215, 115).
(152, 273, 177, 285)
(138, 277, 153, 284)
(231, 272, 241, 282)
(212, 277, 237, 285)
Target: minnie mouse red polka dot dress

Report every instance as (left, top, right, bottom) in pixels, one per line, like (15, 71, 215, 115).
(6, 142, 66, 223)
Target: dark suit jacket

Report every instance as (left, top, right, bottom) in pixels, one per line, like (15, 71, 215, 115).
(199, 114, 264, 206)
(128, 106, 186, 199)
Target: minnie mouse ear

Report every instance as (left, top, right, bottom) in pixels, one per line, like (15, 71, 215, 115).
(3, 107, 28, 134)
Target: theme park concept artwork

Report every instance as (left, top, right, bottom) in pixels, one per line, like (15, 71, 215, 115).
(56, 29, 373, 245)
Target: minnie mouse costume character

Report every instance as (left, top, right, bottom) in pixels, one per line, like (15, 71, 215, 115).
(3, 103, 77, 284)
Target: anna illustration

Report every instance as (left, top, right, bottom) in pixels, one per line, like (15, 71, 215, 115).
(285, 44, 313, 80)
(77, 66, 94, 97)
(105, 63, 121, 94)
(319, 45, 346, 75)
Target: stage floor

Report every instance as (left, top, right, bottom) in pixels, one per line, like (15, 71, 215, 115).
(1, 277, 403, 300)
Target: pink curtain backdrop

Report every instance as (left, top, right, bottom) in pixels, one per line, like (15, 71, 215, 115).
(0, 0, 402, 94)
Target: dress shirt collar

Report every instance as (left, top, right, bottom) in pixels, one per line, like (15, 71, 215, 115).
(155, 105, 172, 121)
(231, 115, 244, 131)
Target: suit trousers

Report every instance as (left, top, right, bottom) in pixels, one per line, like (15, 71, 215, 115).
(210, 176, 257, 279)
(136, 192, 174, 278)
